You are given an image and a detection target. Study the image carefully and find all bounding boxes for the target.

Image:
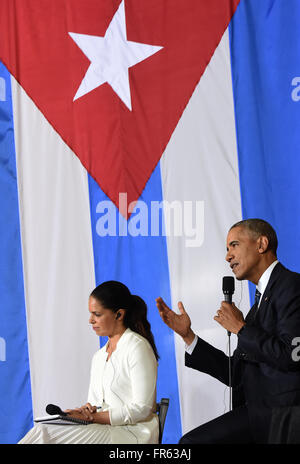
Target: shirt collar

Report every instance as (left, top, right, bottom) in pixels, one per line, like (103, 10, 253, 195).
(256, 260, 279, 298)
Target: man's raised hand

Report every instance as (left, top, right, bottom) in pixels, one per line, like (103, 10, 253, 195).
(156, 297, 195, 345)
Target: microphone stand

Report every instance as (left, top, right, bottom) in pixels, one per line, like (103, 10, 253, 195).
(222, 276, 235, 412)
(227, 330, 232, 411)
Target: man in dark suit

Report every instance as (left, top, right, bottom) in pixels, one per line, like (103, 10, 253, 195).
(156, 219, 300, 443)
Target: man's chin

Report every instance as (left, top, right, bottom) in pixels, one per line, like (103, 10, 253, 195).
(233, 269, 244, 281)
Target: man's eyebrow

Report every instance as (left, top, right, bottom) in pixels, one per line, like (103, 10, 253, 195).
(227, 240, 239, 251)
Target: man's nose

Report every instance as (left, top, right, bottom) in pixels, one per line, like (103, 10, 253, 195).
(226, 250, 232, 262)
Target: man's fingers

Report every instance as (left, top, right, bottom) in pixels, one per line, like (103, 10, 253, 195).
(177, 301, 186, 314)
(156, 297, 171, 315)
(156, 297, 186, 313)
(214, 315, 222, 325)
(156, 297, 169, 308)
(161, 313, 170, 324)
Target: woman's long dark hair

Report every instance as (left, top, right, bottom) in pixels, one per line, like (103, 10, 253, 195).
(90, 281, 159, 361)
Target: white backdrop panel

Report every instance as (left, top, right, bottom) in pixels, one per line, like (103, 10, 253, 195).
(12, 78, 99, 417)
(160, 30, 250, 434)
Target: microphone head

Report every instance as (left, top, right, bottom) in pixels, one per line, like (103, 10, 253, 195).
(222, 276, 235, 295)
(46, 404, 66, 416)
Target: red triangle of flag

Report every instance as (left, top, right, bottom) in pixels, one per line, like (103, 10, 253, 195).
(0, 0, 240, 213)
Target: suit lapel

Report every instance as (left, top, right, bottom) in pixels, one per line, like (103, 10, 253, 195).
(245, 303, 257, 324)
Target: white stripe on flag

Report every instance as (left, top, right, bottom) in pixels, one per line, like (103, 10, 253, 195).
(160, 29, 250, 434)
(12, 78, 99, 417)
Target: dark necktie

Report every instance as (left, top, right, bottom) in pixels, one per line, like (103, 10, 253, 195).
(245, 289, 262, 324)
(254, 289, 261, 315)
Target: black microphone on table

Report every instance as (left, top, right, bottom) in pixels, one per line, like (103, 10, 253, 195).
(222, 276, 235, 337)
(46, 403, 68, 417)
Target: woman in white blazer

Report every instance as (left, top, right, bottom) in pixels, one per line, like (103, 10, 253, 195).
(19, 281, 159, 444)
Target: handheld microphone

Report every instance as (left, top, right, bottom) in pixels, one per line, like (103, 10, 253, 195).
(222, 276, 235, 304)
(222, 276, 235, 336)
(46, 403, 68, 417)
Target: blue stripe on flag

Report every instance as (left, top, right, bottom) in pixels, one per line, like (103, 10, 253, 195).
(0, 62, 33, 443)
(229, 0, 300, 301)
(88, 164, 182, 443)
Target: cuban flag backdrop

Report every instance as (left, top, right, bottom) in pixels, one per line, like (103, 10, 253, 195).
(0, 0, 300, 444)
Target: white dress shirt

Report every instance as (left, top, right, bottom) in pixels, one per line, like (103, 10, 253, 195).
(256, 260, 278, 308)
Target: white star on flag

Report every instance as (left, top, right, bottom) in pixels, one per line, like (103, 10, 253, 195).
(69, 0, 163, 110)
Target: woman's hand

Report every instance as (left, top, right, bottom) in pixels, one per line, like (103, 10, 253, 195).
(65, 403, 96, 422)
(64, 404, 110, 424)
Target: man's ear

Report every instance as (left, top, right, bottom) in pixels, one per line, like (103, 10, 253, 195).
(258, 235, 269, 253)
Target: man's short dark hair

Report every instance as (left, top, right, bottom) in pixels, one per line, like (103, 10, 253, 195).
(230, 218, 278, 255)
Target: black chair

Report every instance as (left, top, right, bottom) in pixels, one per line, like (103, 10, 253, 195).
(156, 398, 169, 443)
